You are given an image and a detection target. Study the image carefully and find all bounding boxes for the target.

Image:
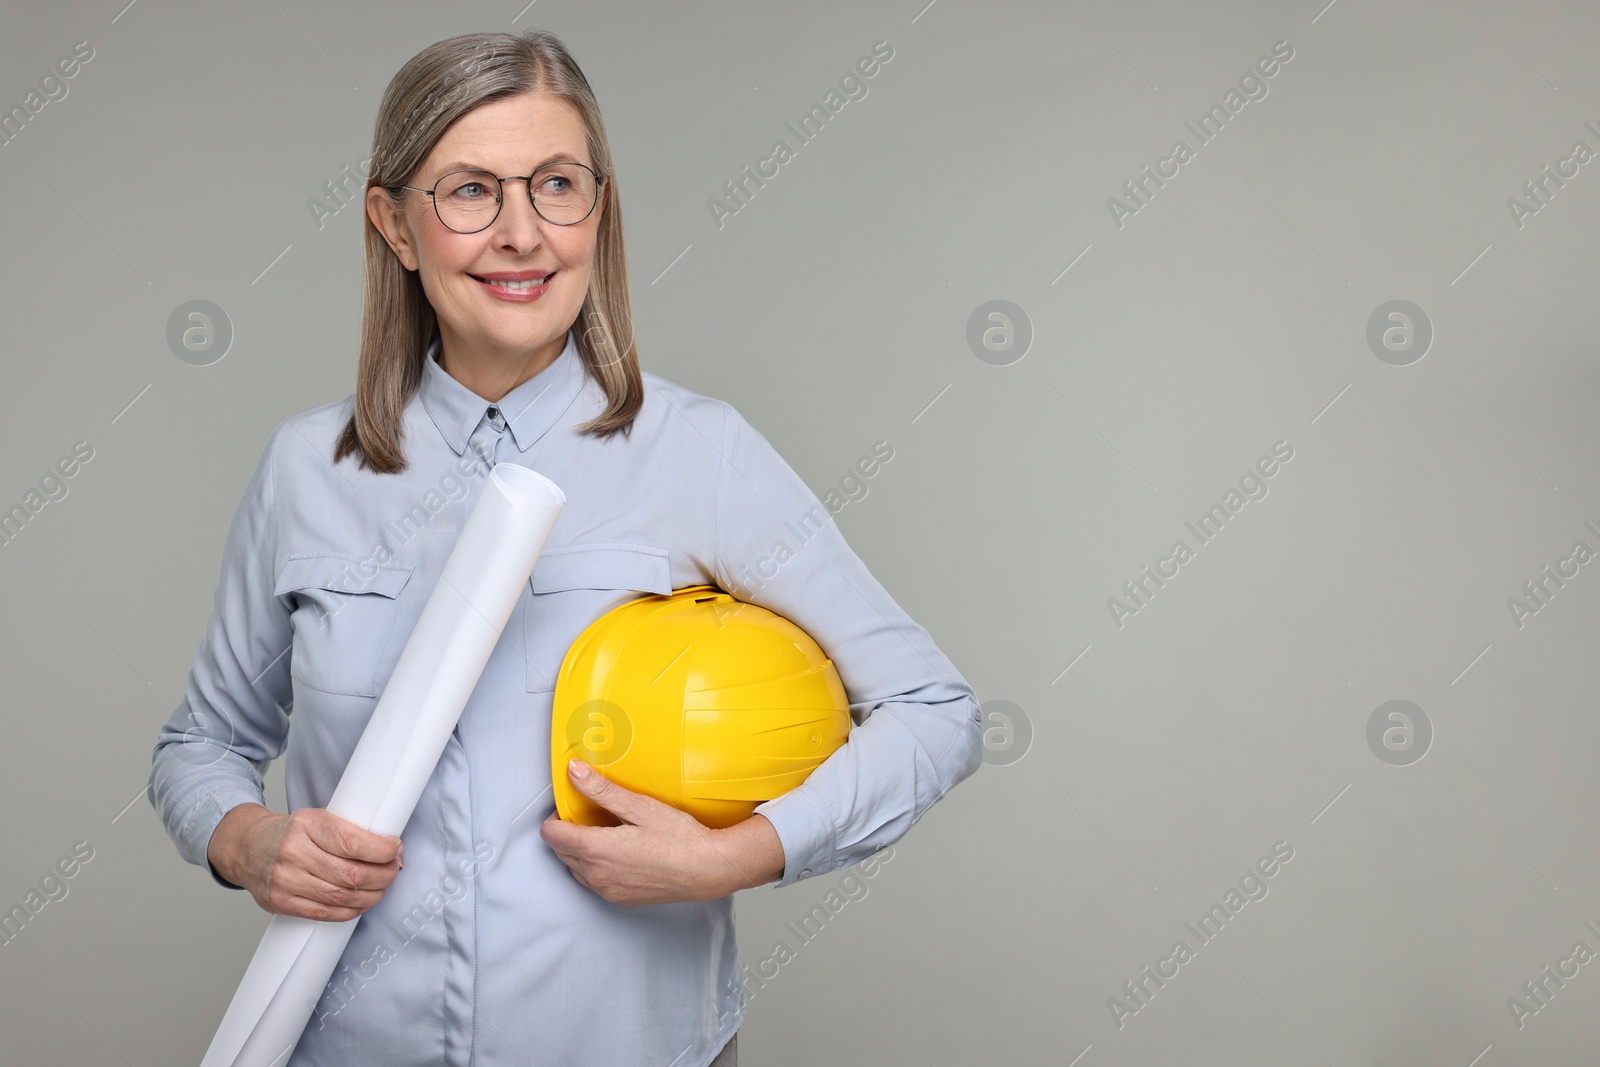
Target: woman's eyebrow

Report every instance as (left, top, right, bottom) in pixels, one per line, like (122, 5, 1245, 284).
(435, 152, 587, 173)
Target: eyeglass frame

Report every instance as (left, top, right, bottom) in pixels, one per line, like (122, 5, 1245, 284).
(396, 161, 607, 233)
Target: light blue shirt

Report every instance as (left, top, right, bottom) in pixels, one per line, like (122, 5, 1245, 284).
(148, 328, 984, 1066)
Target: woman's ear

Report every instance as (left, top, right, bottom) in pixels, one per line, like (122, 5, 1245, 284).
(366, 185, 420, 271)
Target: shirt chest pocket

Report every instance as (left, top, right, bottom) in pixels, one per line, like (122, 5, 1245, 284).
(275, 555, 415, 698)
(524, 543, 673, 693)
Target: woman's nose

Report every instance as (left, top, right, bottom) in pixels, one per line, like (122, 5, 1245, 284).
(491, 178, 544, 251)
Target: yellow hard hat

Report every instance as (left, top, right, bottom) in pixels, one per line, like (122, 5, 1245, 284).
(551, 584, 852, 829)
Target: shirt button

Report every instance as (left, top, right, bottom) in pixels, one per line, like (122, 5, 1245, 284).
(799, 867, 812, 878)
(487, 406, 500, 420)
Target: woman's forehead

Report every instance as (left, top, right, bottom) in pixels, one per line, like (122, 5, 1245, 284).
(431, 93, 587, 162)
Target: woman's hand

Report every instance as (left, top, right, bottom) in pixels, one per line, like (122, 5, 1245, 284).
(540, 759, 787, 906)
(207, 803, 404, 921)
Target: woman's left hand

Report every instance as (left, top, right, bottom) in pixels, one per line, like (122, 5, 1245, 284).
(540, 758, 784, 906)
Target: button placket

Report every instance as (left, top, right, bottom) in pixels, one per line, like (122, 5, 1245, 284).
(466, 411, 508, 469)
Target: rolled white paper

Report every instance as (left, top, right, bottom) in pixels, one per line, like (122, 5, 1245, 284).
(200, 463, 566, 1067)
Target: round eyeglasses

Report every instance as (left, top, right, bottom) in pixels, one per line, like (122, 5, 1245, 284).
(398, 162, 604, 233)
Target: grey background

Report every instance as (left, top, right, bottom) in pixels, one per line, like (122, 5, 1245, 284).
(2, 0, 1597, 1064)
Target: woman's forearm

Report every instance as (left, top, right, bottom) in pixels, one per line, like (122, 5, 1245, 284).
(711, 813, 787, 893)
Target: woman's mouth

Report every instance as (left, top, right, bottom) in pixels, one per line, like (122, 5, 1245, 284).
(470, 272, 555, 301)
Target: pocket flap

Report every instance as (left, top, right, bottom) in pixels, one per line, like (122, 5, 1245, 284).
(530, 543, 671, 595)
(275, 555, 414, 598)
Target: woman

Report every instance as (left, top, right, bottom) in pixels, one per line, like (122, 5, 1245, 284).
(148, 29, 983, 1067)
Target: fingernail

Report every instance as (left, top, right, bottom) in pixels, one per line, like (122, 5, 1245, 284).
(568, 759, 589, 780)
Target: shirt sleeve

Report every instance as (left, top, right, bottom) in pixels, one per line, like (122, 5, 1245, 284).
(711, 402, 984, 888)
(147, 422, 294, 890)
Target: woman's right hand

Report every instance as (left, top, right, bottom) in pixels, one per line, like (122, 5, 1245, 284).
(206, 803, 404, 921)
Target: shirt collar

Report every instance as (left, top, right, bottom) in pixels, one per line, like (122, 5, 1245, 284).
(417, 329, 586, 455)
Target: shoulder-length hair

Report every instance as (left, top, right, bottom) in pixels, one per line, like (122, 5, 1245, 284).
(335, 29, 641, 474)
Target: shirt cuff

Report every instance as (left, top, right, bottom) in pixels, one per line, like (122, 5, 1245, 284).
(751, 786, 837, 888)
(178, 785, 268, 891)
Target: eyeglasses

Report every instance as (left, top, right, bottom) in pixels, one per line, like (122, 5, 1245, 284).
(398, 162, 605, 233)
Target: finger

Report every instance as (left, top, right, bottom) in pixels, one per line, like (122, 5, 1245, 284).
(280, 834, 402, 895)
(539, 813, 591, 853)
(274, 890, 375, 923)
(304, 810, 404, 865)
(311, 851, 402, 897)
(282, 839, 401, 891)
(566, 760, 654, 823)
(266, 870, 390, 921)
(538, 822, 585, 865)
(541, 833, 586, 867)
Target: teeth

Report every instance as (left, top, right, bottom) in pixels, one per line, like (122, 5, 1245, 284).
(479, 275, 549, 289)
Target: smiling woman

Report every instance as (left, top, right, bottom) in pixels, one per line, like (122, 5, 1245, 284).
(331, 35, 643, 476)
(150, 26, 982, 1067)
(362, 91, 611, 423)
